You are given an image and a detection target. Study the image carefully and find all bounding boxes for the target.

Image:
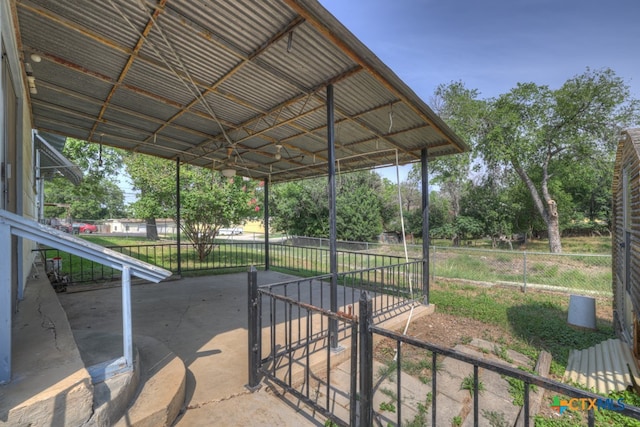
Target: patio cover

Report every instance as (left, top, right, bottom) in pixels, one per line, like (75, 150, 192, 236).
(14, 0, 468, 183)
(34, 131, 83, 184)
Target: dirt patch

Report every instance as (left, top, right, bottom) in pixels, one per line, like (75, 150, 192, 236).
(403, 312, 515, 349)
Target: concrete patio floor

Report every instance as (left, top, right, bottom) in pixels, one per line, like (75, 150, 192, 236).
(58, 271, 328, 426)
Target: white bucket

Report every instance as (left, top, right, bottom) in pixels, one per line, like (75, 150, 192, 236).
(567, 294, 596, 329)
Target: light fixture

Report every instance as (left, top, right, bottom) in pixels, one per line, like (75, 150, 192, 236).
(275, 144, 282, 160)
(30, 53, 42, 63)
(221, 168, 236, 178)
(27, 76, 37, 95)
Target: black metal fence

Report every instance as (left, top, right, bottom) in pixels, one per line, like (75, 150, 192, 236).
(37, 241, 266, 286)
(363, 297, 640, 426)
(248, 267, 359, 426)
(38, 240, 418, 289)
(248, 286, 640, 426)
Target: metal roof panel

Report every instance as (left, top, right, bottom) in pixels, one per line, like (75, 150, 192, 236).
(15, 0, 468, 183)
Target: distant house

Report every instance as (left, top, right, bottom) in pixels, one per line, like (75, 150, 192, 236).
(612, 128, 640, 354)
(102, 218, 176, 235)
(104, 219, 147, 234)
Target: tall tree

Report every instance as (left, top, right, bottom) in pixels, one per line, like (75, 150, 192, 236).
(124, 154, 176, 240)
(180, 167, 260, 260)
(336, 172, 384, 241)
(428, 81, 486, 219)
(479, 68, 639, 253)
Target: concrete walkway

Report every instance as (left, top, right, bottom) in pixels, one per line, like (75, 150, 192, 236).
(58, 271, 539, 426)
(59, 271, 326, 426)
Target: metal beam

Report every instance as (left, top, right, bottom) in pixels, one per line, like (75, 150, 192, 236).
(88, 0, 168, 141)
(327, 85, 338, 349)
(282, 0, 466, 154)
(421, 148, 430, 304)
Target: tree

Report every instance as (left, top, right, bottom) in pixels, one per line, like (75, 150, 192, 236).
(428, 82, 486, 219)
(270, 171, 387, 242)
(336, 172, 384, 241)
(125, 154, 260, 259)
(269, 179, 328, 237)
(460, 176, 519, 248)
(179, 167, 260, 260)
(479, 68, 640, 253)
(44, 138, 126, 220)
(124, 154, 176, 240)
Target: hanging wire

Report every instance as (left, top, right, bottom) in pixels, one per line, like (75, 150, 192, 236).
(109, 0, 233, 149)
(393, 148, 415, 361)
(388, 103, 394, 134)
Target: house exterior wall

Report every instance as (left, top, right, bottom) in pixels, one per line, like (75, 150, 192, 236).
(20, 118, 38, 290)
(1, 0, 37, 306)
(612, 128, 640, 342)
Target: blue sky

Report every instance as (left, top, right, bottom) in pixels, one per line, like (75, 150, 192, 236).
(318, 0, 640, 182)
(319, 0, 640, 101)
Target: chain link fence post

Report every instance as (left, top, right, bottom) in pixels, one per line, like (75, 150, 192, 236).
(431, 245, 436, 282)
(523, 251, 527, 292)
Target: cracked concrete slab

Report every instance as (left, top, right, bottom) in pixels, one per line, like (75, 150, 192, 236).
(1, 273, 93, 426)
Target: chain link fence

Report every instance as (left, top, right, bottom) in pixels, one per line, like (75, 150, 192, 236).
(282, 236, 612, 296)
(430, 246, 612, 296)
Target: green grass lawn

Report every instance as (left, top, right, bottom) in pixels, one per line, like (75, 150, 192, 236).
(81, 235, 162, 246)
(430, 235, 612, 253)
(430, 280, 614, 377)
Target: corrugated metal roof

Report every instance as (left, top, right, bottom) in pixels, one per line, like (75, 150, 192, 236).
(15, 0, 468, 183)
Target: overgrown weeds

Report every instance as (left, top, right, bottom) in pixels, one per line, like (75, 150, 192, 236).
(430, 280, 614, 376)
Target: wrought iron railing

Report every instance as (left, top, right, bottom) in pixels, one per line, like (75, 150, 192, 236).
(269, 242, 413, 276)
(248, 287, 640, 426)
(38, 240, 417, 289)
(363, 300, 640, 426)
(37, 241, 266, 285)
(248, 267, 358, 427)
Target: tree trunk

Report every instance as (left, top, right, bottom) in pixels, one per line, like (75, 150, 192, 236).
(146, 217, 159, 240)
(512, 163, 563, 253)
(546, 200, 562, 253)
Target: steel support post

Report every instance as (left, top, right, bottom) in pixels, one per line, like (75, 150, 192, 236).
(176, 158, 181, 276)
(421, 148, 430, 304)
(0, 223, 11, 384)
(264, 180, 270, 270)
(247, 266, 261, 390)
(327, 84, 338, 348)
(359, 292, 373, 427)
(122, 265, 133, 368)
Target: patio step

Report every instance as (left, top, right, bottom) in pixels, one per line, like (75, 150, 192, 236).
(563, 338, 639, 395)
(73, 332, 186, 427)
(114, 335, 186, 427)
(72, 330, 141, 427)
